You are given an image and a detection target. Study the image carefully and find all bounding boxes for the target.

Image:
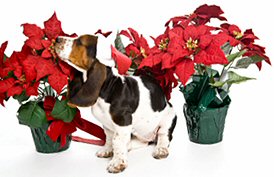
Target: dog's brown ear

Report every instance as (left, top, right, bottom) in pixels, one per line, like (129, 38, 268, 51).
(68, 61, 107, 107)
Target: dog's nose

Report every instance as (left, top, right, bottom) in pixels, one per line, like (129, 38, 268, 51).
(56, 37, 62, 43)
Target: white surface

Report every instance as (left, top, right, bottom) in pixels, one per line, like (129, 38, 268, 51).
(1, 0, 274, 176)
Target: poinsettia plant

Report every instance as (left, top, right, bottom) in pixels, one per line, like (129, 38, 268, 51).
(0, 13, 80, 147)
(112, 4, 270, 99)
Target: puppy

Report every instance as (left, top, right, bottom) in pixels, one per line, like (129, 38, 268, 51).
(55, 35, 177, 173)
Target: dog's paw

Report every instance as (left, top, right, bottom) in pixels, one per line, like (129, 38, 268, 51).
(96, 148, 113, 158)
(107, 158, 127, 173)
(152, 147, 169, 159)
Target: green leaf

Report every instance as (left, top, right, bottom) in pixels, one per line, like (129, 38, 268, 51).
(221, 42, 233, 55)
(235, 57, 254, 69)
(13, 91, 30, 104)
(235, 55, 264, 69)
(51, 99, 77, 123)
(209, 81, 226, 87)
(206, 67, 219, 78)
(251, 55, 266, 63)
(227, 71, 255, 85)
(114, 32, 126, 54)
(17, 101, 47, 128)
(227, 49, 247, 63)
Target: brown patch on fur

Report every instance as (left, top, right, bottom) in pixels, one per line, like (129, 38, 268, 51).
(69, 35, 98, 70)
(68, 61, 107, 107)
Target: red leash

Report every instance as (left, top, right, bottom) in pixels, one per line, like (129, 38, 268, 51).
(72, 116, 106, 146)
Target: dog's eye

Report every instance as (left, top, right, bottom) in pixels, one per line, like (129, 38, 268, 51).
(75, 38, 82, 46)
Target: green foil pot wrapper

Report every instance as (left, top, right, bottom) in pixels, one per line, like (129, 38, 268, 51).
(181, 75, 231, 144)
(30, 123, 71, 153)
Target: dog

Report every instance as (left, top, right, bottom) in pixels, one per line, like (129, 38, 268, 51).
(54, 35, 177, 173)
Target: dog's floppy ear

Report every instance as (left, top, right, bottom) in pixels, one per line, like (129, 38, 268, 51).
(68, 61, 107, 107)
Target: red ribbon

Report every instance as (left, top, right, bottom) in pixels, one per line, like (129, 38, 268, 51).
(44, 96, 106, 147)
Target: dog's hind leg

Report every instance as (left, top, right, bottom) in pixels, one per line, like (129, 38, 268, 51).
(153, 107, 177, 159)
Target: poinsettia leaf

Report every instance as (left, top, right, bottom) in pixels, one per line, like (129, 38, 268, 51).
(26, 82, 40, 96)
(25, 37, 44, 50)
(13, 90, 30, 104)
(51, 99, 77, 123)
(175, 59, 195, 86)
(0, 78, 15, 93)
(120, 30, 133, 41)
(209, 81, 226, 87)
(227, 71, 255, 85)
(0, 93, 5, 106)
(206, 67, 219, 77)
(114, 33, 126, 54)
(94, 29, 112, 38)
(22, 23, 44, 38)
(0, 41, 8, 63)
(17, 101, 47, 128)
(221, 42, 233, 55)
(44, 12, 62, 40)
(58, 60, 73, 77)
(7, 85, 24, 97)
(41, 49, 52, 58)
(235, 57, 255, 69)
(22, 55, 38, 82)
(48, 69, 68, 94)
(227, 49, 247, 63)
(111, 45, 132, 74)
(3, 54, 8, 62)
(35, 58, 56, 81)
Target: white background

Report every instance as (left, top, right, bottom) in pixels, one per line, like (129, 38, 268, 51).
(0, 0, 274, 177)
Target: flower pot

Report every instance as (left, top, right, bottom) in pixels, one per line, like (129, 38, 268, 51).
(30, 123, 71, 153)
(183, 102, 230, 144)
(181, 75, 231, 144)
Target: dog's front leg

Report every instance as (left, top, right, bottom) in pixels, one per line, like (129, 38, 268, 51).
(107, 125, 132, 173)
(96, 126, 114, 158)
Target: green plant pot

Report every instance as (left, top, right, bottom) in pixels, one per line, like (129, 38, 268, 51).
(183, 103, 230, 144)
(30, 124, 71, 153)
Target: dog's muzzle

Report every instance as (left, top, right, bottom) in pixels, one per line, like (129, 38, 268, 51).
(54, 36, 75, 61)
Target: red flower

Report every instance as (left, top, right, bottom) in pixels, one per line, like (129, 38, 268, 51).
(220, 23, 258, 46)
(221, 23, 271, 70)
(0, 42, 41, 100)
(194, 4, 227, 25)
(120, 28, 150, 64)
(165, 4, 227, 28)
(21, 13, 77, 94)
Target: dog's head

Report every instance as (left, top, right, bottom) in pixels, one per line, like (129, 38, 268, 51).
(55, 35, 98, 70)
(55, 35, 107, 107)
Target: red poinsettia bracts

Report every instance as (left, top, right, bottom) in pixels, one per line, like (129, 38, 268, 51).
(193, 4, 227, 25)
(120, 28, 150, 66)
(220, 23, 271, 70)
(20, 13, 77, 94)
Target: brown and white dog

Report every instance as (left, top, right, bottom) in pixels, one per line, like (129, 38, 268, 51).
(54, 35, 177, 173)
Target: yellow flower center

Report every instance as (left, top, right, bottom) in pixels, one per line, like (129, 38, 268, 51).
(233, 31, 243, 39)
(140, 47, 147, 58)
(186, 37, 198, 50)
(159, 38, 169, 51)
(19, 74, 26, 83)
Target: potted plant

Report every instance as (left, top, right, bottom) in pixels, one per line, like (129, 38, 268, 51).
(0, 13, 81, 153)
(111, 4, 270, 144)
